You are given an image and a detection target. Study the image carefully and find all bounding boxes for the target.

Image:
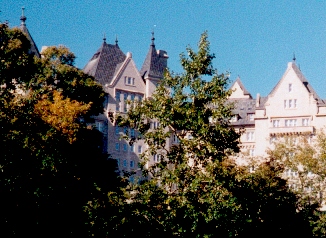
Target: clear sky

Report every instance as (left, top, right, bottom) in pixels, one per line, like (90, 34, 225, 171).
(2, 0, 326, 98)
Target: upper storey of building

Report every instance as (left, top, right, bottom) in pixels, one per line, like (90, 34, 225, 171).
(18, 7, 40, 58)
(229, 61, 326, 126)
(83, 33, 168, 98)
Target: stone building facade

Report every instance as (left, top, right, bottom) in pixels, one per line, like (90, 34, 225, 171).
(83, 34, 168, 175)
(229, 61, 326, 160)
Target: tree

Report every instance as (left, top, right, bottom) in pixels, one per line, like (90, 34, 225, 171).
(0, 23, 121, 237)
(268, 131, 326, 236)
(92, 32, 316, 237)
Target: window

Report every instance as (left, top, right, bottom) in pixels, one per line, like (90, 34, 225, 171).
(130, 144, 134, 152)
(123, 159, 127, 167)
(230, 115, 238, 122)
(130, 160, 134, 168)
(115, 143, 120, 151)
(289, 83, 292, 92)
(95, 121, 103, 133)
(284, 99, 297, 109)
(302, 118, 309, 126)
(116, 158, 120, 166)
(248, 113, 254, 121)
(249, 148, 255, 156)
(246, 131, 254, 141)
(116, 102, 120, 111)
(131, 94, 135, 101)
(272, 120, 280, 127)
(124, 103, 127, 112)
(130, 128, 135, 137)
(173, 134, 180, 143)
(124, 93, 128, 100)
(285, 119, 297, 127)
(153, 154, 157, 162)
(138, 145, 142, 154)
(123, 144, 127, 151)
(123, 127, 127, 135)
(115, 126, 120, 135)
(115, 91, 120, 101)
(125, 77, 135, 85)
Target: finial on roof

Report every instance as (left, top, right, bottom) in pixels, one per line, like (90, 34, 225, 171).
(292, 52, 296, 62)
(115, 34, 118, 45)
(20, 7, 26, 25)
(151, 30, 155, 47)
(103, 33, 106, 42)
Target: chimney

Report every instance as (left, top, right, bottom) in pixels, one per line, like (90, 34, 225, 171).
(256, 93, 260, 107)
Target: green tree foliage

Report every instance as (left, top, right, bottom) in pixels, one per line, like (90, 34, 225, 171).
(91, 32, 316, 237)
(0, 23, 120, 237)
(268, 131, 326, 236)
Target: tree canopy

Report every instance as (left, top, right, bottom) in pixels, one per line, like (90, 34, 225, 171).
(0, 23, 120, 237)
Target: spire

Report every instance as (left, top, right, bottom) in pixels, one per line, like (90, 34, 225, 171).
(20, 7, 26, 25)
(151, 31, 155, 47)
(115, 34, 118, 46)
(103, 33, 106, 42)
(292, 52, 296, 62)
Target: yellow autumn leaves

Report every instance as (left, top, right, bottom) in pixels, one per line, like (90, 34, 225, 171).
(34, 90, 92, 143)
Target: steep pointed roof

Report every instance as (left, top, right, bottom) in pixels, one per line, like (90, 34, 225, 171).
(269, 62, 325, 105)
(19, 7, 40, 58)
(140, 32, 168, 79)
(83, 37, 126, 85)
(229, 77, 252, 99)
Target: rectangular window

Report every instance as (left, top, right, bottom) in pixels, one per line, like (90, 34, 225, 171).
(116, 158, 120, 166)
(294, 99, 297, 108)
(249, 149, 255, 156)
(302, 118, 309, 126)
(116, 102, 120, 111)
(138, 145, 142, 154)
(95, 121, 103, 132)
(130, 160, 134, 168)
(115, 143, 120, 151)
(123, 127, 127, 135)
(272, 120, 280, 127)
(153, 154, 157, 162)
(115, 126, 120, 135)
(285, 119, 297, 127)
(230, 115, 238, 122)
(124, 93, 128, 100)
(123, 144, 127, 151)
(289, 84, 292, 92)
(246, 131, 255, 141)
(131, 94, 135, 101)
(123, 159, 127, 167)
(289, 99, 292, 108)
(130, 144, 134, 152)
(115, 91, 120, 101)
(124, 103, 127, 113)
(248, 113, 254, 121)
(130, 128, 135, 137)
(284, 100, 287, 108)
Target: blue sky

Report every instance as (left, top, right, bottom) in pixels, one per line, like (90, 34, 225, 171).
(2, 0, 326, 98)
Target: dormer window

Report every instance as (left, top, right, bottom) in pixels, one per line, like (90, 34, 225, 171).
(247, 113, 254, 121)
(230, 114, 239, 122)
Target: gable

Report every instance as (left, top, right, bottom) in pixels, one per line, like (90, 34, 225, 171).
(266, 62, 319, 117)
(229, 78, 252, 99)
(110, 53, 145, 93)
